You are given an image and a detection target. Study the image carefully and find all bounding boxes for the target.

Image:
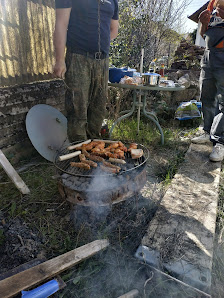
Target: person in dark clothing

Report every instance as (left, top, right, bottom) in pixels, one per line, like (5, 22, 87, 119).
(192, 0, 224, 161)
(53, 0, 119, 141)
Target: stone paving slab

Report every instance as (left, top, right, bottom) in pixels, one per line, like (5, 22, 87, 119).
(135, 143, 221, 294)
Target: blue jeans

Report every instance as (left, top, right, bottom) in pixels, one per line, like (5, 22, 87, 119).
(200, 49, 224, 144)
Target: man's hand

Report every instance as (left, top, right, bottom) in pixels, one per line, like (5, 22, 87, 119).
(199, 9, 211, 25)
(216, 6, 224, 18)
(53, 8, 71, 79)
(199, 9, 211, 37)
(53, 60, 66, 79)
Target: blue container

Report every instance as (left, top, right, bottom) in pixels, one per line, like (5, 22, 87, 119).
(21, 280, 60, 298)
(109, 67, 135, 83)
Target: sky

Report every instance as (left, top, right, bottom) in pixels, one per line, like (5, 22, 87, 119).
(183, 0, 209, 32)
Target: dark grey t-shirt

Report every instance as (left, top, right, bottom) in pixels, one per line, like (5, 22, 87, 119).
(55, 0, 119, 55)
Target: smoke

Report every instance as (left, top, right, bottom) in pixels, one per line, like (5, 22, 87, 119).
(81, 170, 127, 223)
(58, 245, 211, 298)
(88, 168, 125, 193)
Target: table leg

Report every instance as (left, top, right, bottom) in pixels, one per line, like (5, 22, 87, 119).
(109, 92, 137, 137)
(142, 93, 164, 145)
(144, 111, 159, 122)
(137, 91, 141, 134)
(119, 109, 132, 115)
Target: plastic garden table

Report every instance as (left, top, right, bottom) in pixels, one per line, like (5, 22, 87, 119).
(108, 82, 185, 145)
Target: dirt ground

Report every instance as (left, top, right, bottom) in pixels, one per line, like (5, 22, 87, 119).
(0, 137, 224, 297)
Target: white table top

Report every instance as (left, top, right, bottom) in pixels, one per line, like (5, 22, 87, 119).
(108, 82, 185, 92)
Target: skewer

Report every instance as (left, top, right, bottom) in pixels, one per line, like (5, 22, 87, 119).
(92, 139, 118, 143)
(109, 158, 126, 164)
(59, 151, 81, 161)
(67, 140, 91, 150)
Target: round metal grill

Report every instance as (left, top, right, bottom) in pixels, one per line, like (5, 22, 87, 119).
(54, 141, 149, 178)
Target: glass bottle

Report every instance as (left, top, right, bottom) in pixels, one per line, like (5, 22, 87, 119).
(159, 62, 165, 77)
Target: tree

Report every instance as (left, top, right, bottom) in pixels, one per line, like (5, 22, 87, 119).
(110, 0, 191, 70)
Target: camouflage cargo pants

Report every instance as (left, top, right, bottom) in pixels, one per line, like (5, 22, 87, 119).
(64, 51, 109, 142)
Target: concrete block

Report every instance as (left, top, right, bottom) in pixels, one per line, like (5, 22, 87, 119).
(136, 143, 221, 293)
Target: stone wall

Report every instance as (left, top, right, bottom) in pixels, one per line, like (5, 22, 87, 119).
(0, 80, 65, 158)
(171, 39, 204, 71)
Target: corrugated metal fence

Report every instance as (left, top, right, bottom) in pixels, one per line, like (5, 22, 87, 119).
(0, 0, 55, 87)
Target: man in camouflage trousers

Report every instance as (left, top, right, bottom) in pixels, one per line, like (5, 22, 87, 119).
(64, 52, 109, 140)
(53, 0, 119, 142)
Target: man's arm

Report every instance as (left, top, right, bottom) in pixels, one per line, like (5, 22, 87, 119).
(198, 9, 211, 37)
(53, 8, 71, 78)
(110, 19, 119, 40)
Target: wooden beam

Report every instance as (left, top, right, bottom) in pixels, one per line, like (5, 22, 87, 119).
(0, 258, 46, 281)
(0, 150, 30, 194)
(0, 239, 109, 298)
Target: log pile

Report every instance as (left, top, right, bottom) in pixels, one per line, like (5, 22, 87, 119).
(171, 40, 205, 70)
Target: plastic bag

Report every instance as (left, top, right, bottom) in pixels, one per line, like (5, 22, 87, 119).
(175, 101, 201, 120)
(120, 76, 142, 85)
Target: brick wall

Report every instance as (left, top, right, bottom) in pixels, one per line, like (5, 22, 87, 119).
(0, 80, 65, 156)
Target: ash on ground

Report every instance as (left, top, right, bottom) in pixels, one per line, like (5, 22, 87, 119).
(0, 216, 43, 275)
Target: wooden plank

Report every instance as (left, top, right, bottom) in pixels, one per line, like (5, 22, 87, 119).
(0, 150, 30, 194)
(0, 239, 109, 298)
(0, 258, 46, 281)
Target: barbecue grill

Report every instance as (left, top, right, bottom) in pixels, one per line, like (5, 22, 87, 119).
(55, 141, 149, 206)
(26, 105, 149, 208)
(54, 142, 149, 178)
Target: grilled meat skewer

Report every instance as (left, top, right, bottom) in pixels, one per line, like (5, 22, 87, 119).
(70, 162, 91, 170)
(79, 154, 98, 168)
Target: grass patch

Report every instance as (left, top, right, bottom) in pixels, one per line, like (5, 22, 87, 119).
(108, 117, 192, 146)
(0, 118, 200, 297)
(0, 119, 191, 254)
(0, 161, 76, 257)
(109, 117, 161, 145)
(160, 152, 186, 186)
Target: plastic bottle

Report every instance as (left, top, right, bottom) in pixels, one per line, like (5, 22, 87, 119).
(149, 61, 156, 73)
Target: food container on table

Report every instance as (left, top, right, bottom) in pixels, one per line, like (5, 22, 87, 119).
(160, 80, 175, 87)
(109, 67, 136, 83)
(142, 73, 161, 86)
